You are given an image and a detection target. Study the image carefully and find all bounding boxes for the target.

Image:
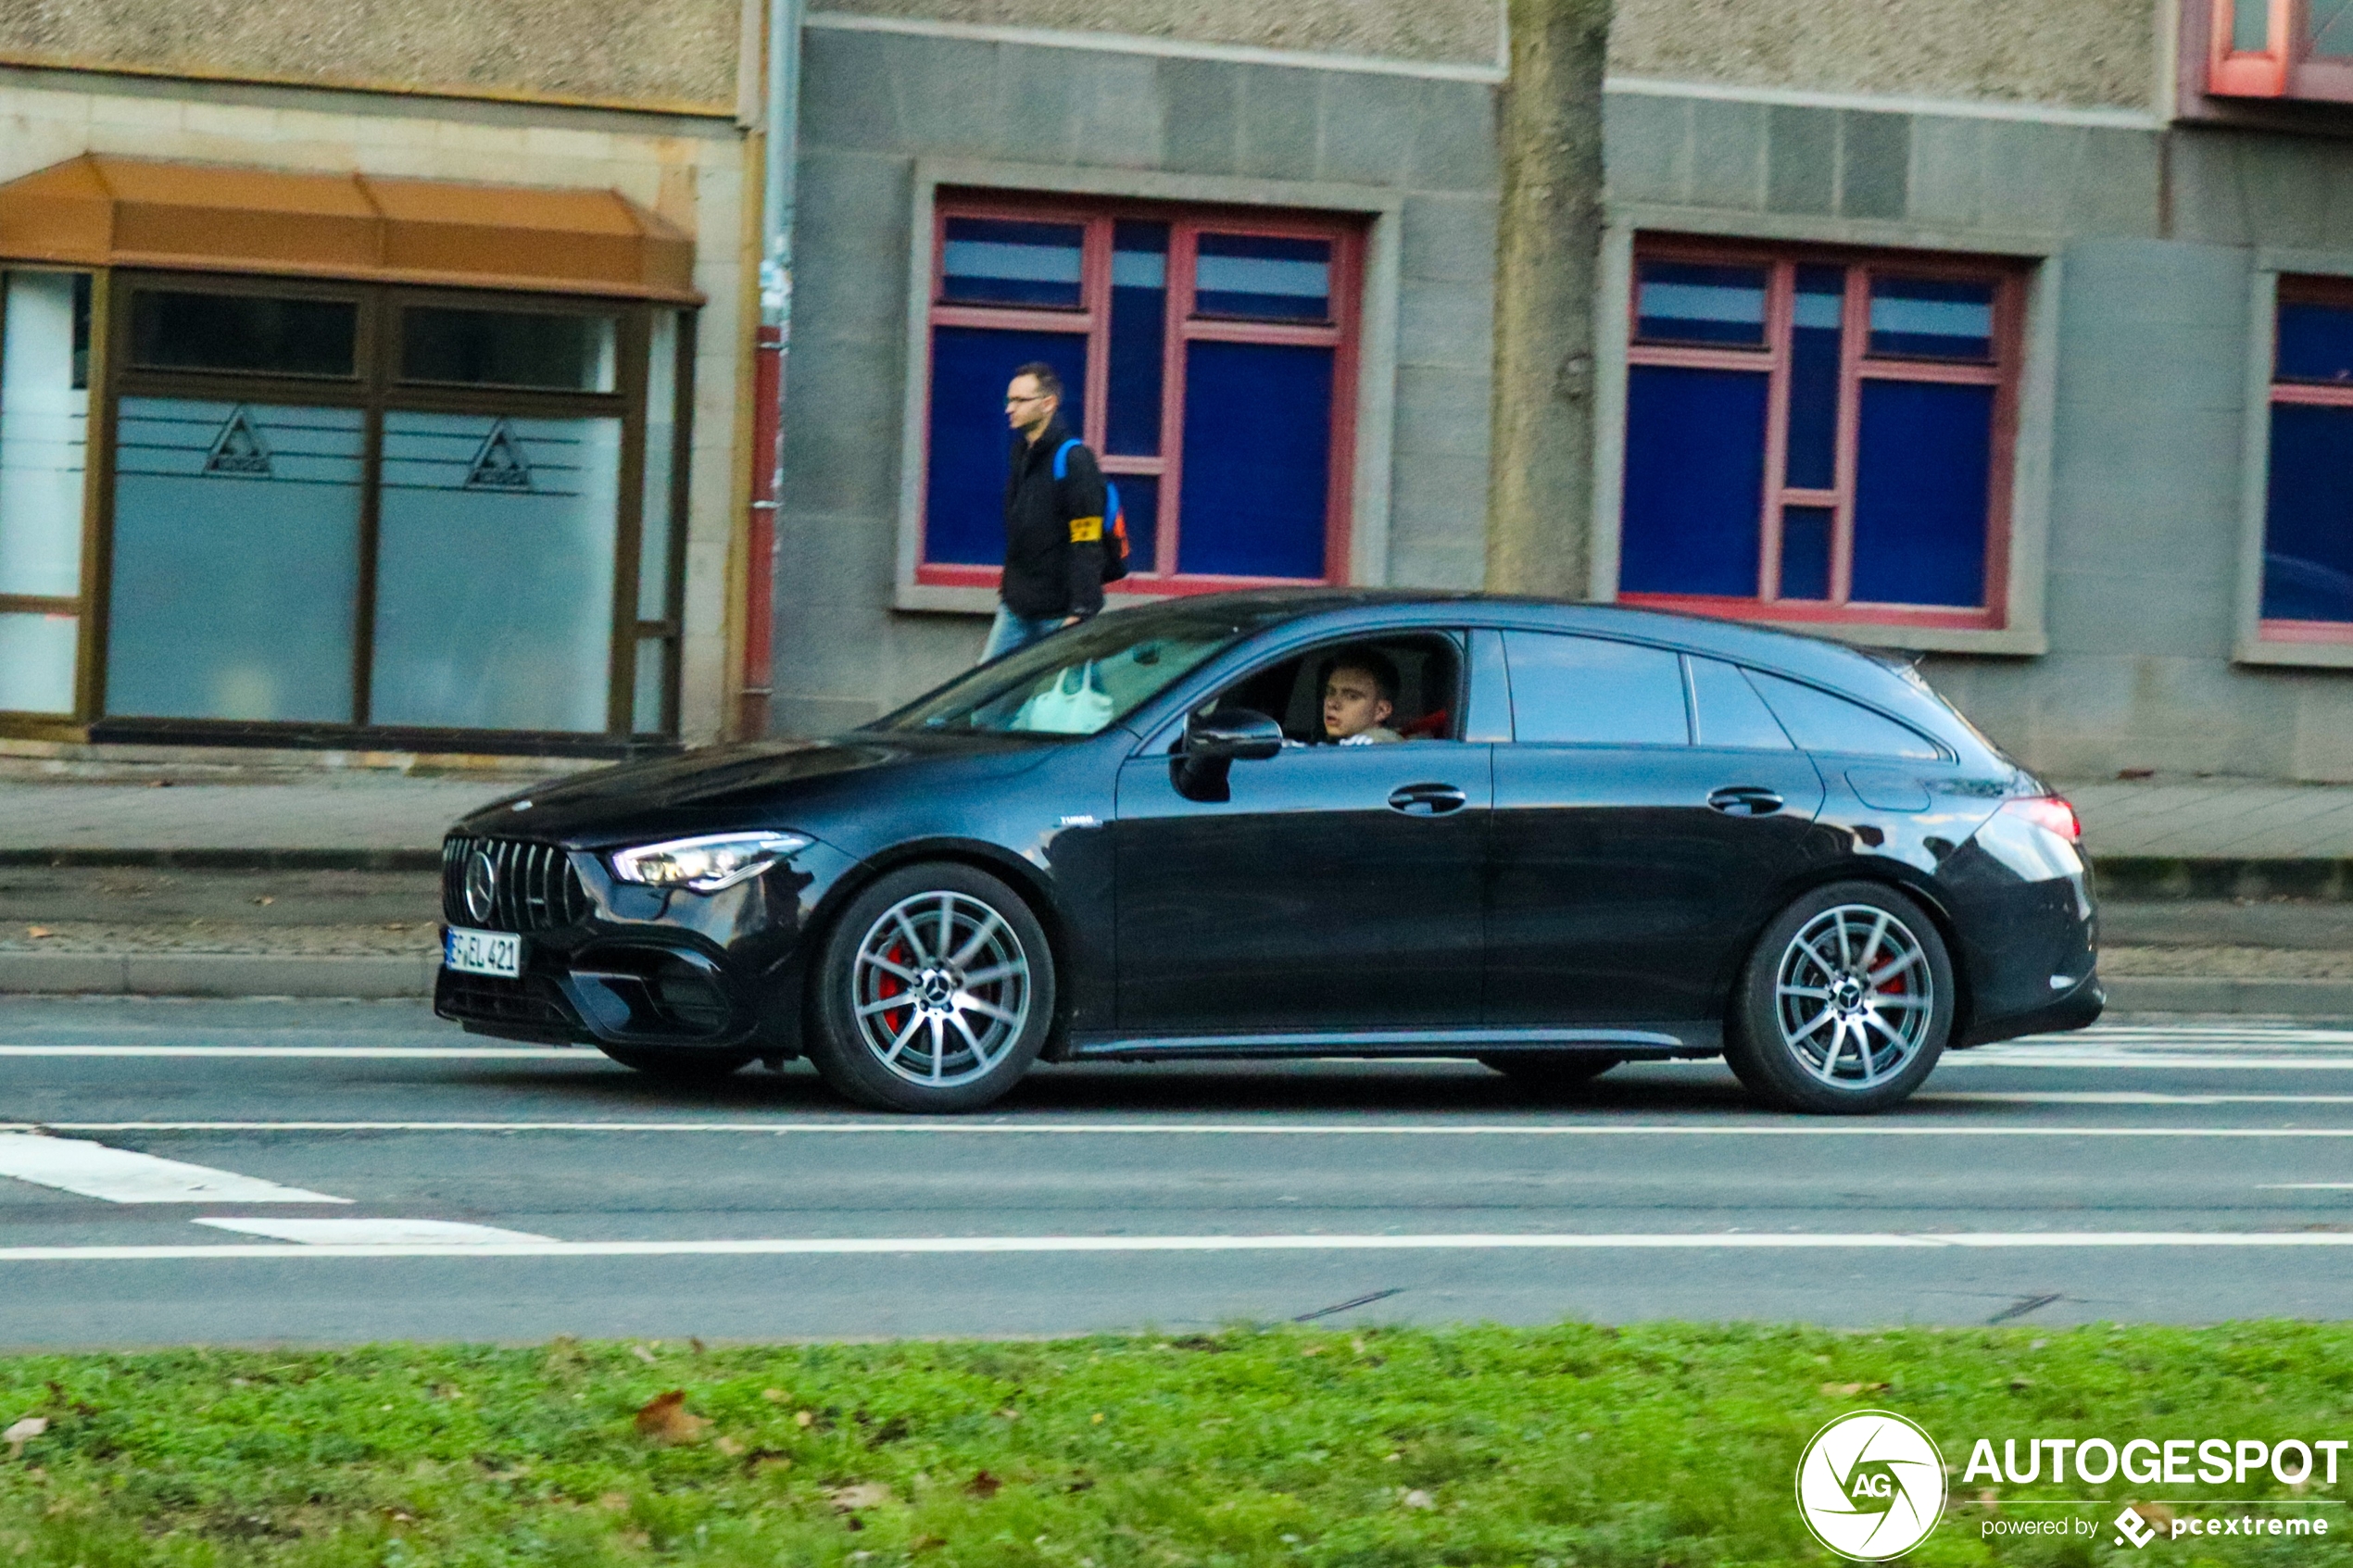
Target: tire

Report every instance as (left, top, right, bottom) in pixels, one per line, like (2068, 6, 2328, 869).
(1723, 881, 1955, 1114)
(1478, 1053, 1623, 1092)
(597, 1046, 757, 1082)
(805, 862, 1055, 1112)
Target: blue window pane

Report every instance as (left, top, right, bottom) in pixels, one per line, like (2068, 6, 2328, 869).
(2276, 301, 2353, 384)
(924, 327, 1088, 567)
(1194, 233, 1330, 321)
(2262, 402, 2353, 621)
(1618, 365, 1768, 596)
(1176, 341, 1331, 578)
(940, 218, 1084, 309)
(1850, 380, 1993, 607)
(1869, 276, 1994, 360)
(1780, 505, 1832, 600)
(1634, 260, 1767, 346)
(1107, 220, 1168, 455)
(1785, 265, 1844, 488)
(1112, 472, 1158, 573)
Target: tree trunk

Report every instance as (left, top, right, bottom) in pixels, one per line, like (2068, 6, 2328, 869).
(1485, 0, 1611, 598)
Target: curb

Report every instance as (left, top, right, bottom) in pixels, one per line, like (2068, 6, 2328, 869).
(2, 955, 2350, 1020)
(2094, 859, 2353, 900)
(0, 952, 436, 998)
(0, 848, 442, 872)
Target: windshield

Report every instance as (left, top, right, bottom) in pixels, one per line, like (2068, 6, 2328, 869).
(873, 604, 1295, 737)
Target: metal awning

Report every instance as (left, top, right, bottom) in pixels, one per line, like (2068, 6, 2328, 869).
(0, 155, 700, 303)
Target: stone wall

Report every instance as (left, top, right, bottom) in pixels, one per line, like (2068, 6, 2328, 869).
(0, 0, 741, 109)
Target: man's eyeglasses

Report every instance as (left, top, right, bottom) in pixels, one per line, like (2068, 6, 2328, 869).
(1005, 394, 1052, 408)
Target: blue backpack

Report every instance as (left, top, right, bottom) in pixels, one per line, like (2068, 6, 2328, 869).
(1053, 437, 1131, 583)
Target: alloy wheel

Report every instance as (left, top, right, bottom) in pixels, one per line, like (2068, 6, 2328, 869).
(1771, 903, 1935, 1089)
(850, 891, 1032, 1087)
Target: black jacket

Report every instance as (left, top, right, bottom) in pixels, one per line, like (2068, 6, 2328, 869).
(1000, 420, 1106, 621)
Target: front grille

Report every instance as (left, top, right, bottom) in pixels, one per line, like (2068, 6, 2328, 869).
(442, 835, 594, 933)
(436, 970, 580, 1036)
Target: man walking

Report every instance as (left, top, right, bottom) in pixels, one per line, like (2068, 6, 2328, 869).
(982, 362, 1106, 661)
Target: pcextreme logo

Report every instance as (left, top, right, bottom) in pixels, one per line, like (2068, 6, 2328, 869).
(1796, 1411, 1950, 1561)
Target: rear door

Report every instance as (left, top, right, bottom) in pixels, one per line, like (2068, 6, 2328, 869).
(1484, 635, 1826, 1027)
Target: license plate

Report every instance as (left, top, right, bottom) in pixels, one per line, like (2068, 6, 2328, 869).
(444, 926, 522, 978)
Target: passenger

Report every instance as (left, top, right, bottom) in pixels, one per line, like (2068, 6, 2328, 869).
(1322, 650, 1403, 745)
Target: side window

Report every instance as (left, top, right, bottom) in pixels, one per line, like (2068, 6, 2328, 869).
(1688, 656, 1793, 749)
(1202, 634, 1463, 745)
(1746, 671, 1942, 759)
(1502, 633, 1689, 746)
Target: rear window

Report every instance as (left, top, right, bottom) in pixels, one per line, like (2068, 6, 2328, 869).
(1747, 671, 1943, 760)
(1503, 633, 1689, 746)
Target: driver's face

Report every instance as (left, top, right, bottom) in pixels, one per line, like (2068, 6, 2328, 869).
(1323, 669, 1391, 739)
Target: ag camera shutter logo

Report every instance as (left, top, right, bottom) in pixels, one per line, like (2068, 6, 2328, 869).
(1796, 1411, 1949, 1561)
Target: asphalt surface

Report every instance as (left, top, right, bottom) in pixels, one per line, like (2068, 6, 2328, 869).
(5, 997, 2353, 1346)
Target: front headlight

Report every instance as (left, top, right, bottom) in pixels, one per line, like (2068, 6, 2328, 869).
(608, 832, 811, 893)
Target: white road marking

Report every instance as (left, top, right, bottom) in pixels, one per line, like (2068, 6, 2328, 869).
(0, 1134, 348, 1204)
(194, 1218, 553, 1245)
(1923, 1092, 2353, 1105)
(16, 1120, 2353, 1136)
(2257, 1184, 2353, 1190)
(6, 1230, 2353, 1261)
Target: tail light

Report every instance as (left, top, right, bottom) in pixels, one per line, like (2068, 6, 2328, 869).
(2000, 795, 2082, 844)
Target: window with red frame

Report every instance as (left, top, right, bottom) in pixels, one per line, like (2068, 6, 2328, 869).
(2259, 281, 2353, 635)
(1617, 244, 2022, 628)
(917, 198, 1361, 594)
(2207, 0, 2353, 100)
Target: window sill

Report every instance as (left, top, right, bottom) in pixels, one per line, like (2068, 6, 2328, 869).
(897, 570, 1334, 614)
(1614, 595, 2043, 657)
(2235, 626, 2353, 669)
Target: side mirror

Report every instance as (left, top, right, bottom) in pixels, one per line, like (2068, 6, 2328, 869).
(1185, 708, 1286, 762)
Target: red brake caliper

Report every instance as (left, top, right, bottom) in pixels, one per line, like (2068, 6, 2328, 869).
(877, 940, 911, 1035)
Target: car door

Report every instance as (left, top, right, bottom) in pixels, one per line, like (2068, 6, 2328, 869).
(1484, 635, 1826, 1027)
(1112, 636, 1494, 1039)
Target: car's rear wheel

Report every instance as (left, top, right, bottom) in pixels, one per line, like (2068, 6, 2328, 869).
(1478, 1053, 1622, 1091)
(806, 862, 1054, 1112)
(597, 1046, 757, 1081)
(1725, 882, 1953, 1114)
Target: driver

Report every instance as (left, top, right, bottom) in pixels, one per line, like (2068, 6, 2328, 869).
(1322, 650, 1403, 745)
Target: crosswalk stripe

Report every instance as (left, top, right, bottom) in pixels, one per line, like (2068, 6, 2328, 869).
(0, 1133, 348, 1204)
(193, 1218, 552, 1245)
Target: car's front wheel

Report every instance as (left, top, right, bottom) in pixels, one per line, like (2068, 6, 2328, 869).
(1723, 882, 1954, 1114)
(806, 862, 1054, 1112)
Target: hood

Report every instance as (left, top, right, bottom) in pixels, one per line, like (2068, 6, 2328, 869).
(453, 734, 1058, 844)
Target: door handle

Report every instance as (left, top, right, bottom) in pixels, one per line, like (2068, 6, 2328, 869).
(1707, 785, 1785, 817)
(1388, 783, 1468, 816)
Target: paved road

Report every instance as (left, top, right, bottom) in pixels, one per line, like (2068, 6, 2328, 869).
(4, 998, 2353, 1346)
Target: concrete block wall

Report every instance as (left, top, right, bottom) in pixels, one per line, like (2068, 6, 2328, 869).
(769, 26, 1500, 734)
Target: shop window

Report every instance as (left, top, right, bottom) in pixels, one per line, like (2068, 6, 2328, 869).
(1617, 242, 2022, 631)
(79, 278, 694, 740)
(2257, 281, 2353, 636)
(0, 270, 90, 716)
(916, 196, 1361, 596)
(2208, 0, 2353, 100)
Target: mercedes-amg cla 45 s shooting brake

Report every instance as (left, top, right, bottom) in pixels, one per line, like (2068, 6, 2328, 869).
(435, 591, 2101, 1113)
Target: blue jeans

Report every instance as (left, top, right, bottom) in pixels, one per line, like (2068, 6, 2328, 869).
(982, 605, 1067, 662)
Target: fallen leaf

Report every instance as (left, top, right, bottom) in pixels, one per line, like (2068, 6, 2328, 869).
(629, 1345, 658, 1364)
(1821, 1381, 1889, 1398)
(598, 1492, 630, 1512)
(761, 1388, 787, 1403)
(1402, 1488, 1435, 1510)
(713, 1436, 743, 1456)
(24, 927, 52, 940)
(1090, 1411, 1105, 1424)
(795, 1409, 815, 1428)
(828, 1482, 892, 1512)
(964, 1469, 1002, 1499)
(633, 1390, 709, 1445)
(995, 1406, 1021, 1421)
(4, 1416, 45, 1457)
(1301, 1344, 1324, 1357)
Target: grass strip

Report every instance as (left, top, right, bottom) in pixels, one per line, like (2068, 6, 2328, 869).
(4, 1323, 2352, 1566)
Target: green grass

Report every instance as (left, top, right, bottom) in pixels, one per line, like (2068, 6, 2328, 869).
(4, 1323, 2352, 1566)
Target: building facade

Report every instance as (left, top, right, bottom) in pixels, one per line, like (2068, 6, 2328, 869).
(769, 0, 2353, 784)
(6, 3, 2353, 783)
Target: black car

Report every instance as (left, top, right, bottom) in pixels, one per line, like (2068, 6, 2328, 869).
(434, 591, 2101, 1114)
